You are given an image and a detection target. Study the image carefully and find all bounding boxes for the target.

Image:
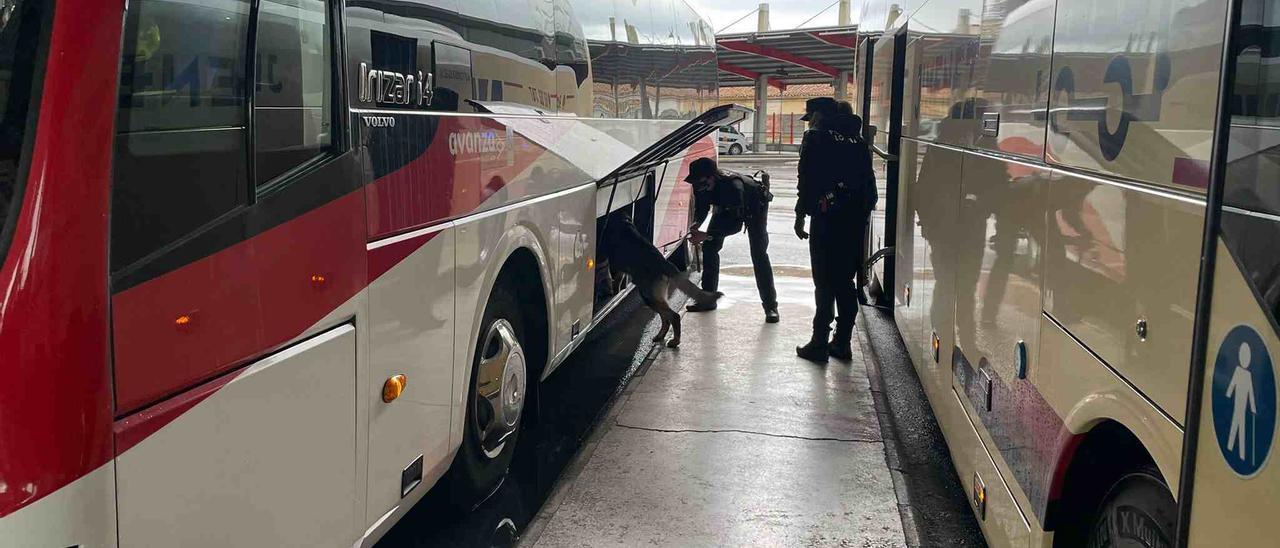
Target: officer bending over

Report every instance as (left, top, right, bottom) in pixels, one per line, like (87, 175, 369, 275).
(683, 157, 780, 324)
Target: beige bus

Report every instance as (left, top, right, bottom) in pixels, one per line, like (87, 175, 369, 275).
(854, 0, 1280, 545)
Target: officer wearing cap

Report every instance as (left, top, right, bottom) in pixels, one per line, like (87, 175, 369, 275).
(683, 157, 779, 323)
(794, 97, 877, 362)
(835, 101, 873, 305)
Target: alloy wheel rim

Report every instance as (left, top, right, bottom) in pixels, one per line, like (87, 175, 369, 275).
(473, 319, 526, 460)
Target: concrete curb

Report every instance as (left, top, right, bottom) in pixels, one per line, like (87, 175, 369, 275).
(857, 306, 986, 547)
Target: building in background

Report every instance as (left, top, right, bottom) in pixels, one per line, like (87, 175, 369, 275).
(718, 83, 834, 148)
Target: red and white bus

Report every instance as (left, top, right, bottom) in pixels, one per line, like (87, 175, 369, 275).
(0, 0, 732, 544)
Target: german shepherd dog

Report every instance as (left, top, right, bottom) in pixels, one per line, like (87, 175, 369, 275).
(603, 213, 720, 348)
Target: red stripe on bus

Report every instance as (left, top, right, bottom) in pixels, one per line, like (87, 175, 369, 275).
(364, 115, 575, 239)
(111, 192, 368, 414)
(109, 113, 591, 432)
(0, 0, 120, 518)
(1172, 156, 1210, 189)
(113, 367, 243, 455)
(368, 231, 441, 282)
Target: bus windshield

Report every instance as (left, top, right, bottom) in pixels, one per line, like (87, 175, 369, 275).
(0, 0, 46, 262)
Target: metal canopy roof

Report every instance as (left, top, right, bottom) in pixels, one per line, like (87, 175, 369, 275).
(716, 25, 859, 89)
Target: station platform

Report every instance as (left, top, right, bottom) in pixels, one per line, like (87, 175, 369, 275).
(504, 155, 985, 548)
(522, 273, 905, 547)
(378, 156, 983, 547)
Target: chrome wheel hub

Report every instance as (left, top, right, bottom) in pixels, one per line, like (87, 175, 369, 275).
(474, 319, 526, 459)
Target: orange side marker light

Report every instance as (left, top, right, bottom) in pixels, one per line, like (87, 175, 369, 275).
(174, 313, 196, 332)
(174, 312, 199, 333)
(383, 374, 407, 403)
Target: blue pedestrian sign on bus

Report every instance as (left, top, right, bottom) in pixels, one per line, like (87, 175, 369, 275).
(1212, 325, 1277, 477)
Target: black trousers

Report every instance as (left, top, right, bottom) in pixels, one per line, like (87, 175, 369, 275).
(701, 210, 777, 309)
(809, 212, 866, 343)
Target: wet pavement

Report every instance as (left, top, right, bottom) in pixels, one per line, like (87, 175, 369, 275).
(376, 155, 984, 547)
(525, 273, 905, 547)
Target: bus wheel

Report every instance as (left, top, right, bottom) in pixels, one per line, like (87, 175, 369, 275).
(1081, 466, 1175, 547)
(452, 283, 528, 505)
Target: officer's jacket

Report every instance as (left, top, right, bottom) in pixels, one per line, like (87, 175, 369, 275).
(691, 171, 762, 236)
(796, 127, 875, 217)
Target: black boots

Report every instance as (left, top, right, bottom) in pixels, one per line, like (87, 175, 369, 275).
(829, 322, 853, 360)
(687, 289, 723, 312)
(764, 307, 780, 323)
(796, 337, 829, 363)
(686, 300, 717, 312)
(799, 324, 852, 362)
(828, 340, 853, 360)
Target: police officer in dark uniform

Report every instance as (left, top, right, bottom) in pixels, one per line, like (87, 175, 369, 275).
(794, 98, 876, 362)
(684, 157, 780, 323)
(836, 100, 872, 306)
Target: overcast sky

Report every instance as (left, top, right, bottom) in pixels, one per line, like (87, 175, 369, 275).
(689, 0, 848, 34)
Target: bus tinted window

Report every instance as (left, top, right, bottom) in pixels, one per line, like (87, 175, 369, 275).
(1225, 0, 1280, 216)
(1222, 0, 1280, 326)
(0, 0, 45, 261)
(254, 0, 333, 186)
(116, 0, 250, 132)
(112, 0, 251, 272)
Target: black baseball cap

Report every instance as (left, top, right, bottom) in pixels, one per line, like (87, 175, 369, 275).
(800, 97, 838, 121)
(684, 157, 717, 183)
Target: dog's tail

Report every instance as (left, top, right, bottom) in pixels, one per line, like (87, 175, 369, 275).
(673, 275, 720, 306)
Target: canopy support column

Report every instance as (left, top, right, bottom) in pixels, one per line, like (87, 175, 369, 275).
(834, 70, 850, 102)
(754, 75, 768, 152)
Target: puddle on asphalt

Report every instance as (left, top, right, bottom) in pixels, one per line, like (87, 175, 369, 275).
(375, 293, 658, 548)
(722, 264, 812, 278)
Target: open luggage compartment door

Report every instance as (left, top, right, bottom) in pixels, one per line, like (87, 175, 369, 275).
(590, 105, 747, 313)
(465, 100, 748, 215)
(594, 104, 748, 221)
(596, 103, 749, 189)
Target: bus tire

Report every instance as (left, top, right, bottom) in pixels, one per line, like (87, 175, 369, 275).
(450, 281, 529, 505)
(1080, 466, 1175, 547)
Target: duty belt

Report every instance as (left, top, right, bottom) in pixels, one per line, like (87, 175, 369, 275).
(818, 182, 851, 213)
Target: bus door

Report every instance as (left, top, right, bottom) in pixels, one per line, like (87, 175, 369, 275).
(864, 20, 907, 308)
(1179, 0, 1280, 544)
(111, 0, 365, 544)
(855, 31, 877, 134)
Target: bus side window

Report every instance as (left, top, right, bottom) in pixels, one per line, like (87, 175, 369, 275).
(432, 42, 473, 112)
(112, 0, 251, 274)
(253, 0, 335, 188)
(1221, 4, 1280, 328)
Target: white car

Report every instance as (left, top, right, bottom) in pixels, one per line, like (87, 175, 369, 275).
(717, 126, 750, 155)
